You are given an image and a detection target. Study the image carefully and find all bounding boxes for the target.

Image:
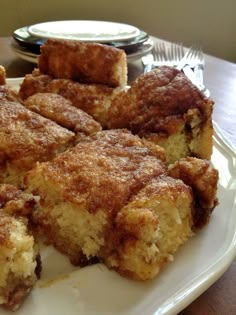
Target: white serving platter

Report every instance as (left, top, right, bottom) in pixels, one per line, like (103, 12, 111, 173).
(2, 79, 236, 315)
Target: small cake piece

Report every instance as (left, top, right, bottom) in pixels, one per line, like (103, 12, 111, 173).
(168, 157, 219, 230)
(24, 129, 218, 281)
(0, 65, 6, 85)
(38, 39, 127, 88)
(24, 93, 102, 140)
(108, 66, 214, 163)
(18, 70, 121, 127)
(18, 69, 53, 100)
(0, 95, 75, 186)
(0, 184, 41, 311)
(105, 175, 195, 280)
(0, 71, 19, 103)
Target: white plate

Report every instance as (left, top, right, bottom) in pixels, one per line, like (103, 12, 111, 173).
(3, 79, 236, 315)
(11, 39, 154, 64)
(28, 20, 141, 42)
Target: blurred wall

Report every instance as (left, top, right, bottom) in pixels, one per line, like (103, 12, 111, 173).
(1, 0, 236, 62)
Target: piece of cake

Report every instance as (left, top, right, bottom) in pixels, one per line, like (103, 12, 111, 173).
(18, 69, 53, 100)
(104, 175, 194, 280)
(0, 72, 19, 103)
(168, 156, 219, 230)
(0, 90, 75, 186)
(24, 129, 218, 281)
(23, 92, 102, 140)
(0, 184, 41, 311)
(107, 66, 214, 164)
(0, 65, 6, 85)
(38, 39, 127, 88)
(18, 70, 122, 127)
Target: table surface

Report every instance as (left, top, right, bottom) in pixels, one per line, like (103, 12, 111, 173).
(0, 37, 236, 315)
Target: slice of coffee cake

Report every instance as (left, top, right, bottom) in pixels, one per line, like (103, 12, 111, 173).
(24, 129, 218, 281)
(0, 86, 75, 186)
(108, 66, 214, 164)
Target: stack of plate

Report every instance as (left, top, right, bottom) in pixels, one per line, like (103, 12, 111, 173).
(11, 20, 154, 64)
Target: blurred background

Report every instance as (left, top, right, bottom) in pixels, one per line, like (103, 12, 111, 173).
(1, 0, 236, 63)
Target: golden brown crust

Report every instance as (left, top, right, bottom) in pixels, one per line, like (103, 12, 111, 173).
(0, 98, 75, 186)
(18, 71, 121, 127)
(25, 129, 166, 215)
(38, 39, 127, 87)
(24, 92, 102, 139)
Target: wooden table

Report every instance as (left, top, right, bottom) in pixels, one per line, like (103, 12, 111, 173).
(0, 37, 236, 314)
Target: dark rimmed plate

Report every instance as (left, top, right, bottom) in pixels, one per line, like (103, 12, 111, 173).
(12, 26, 149, 54)
(12, 26, 45, 53)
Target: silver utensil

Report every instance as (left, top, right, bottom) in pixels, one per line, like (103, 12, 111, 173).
(193, 49, 210, 97)
(153, 41, 184, 65)
(141, 42, 185, 72)
(141, 42, 210, 97)
(180, 47, 210, 97)
(142, 42, 197, 71)
(142, 53, 154, 73)
(176, 47, 203, 85)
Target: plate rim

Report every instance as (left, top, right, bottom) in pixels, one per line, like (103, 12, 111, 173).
(27, 20, 141, 42)
(12, 26, 149, 55)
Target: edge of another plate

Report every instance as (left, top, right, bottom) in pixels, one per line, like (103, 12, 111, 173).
(12, 26, 149, 55)
(27, 20, 141, 42)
